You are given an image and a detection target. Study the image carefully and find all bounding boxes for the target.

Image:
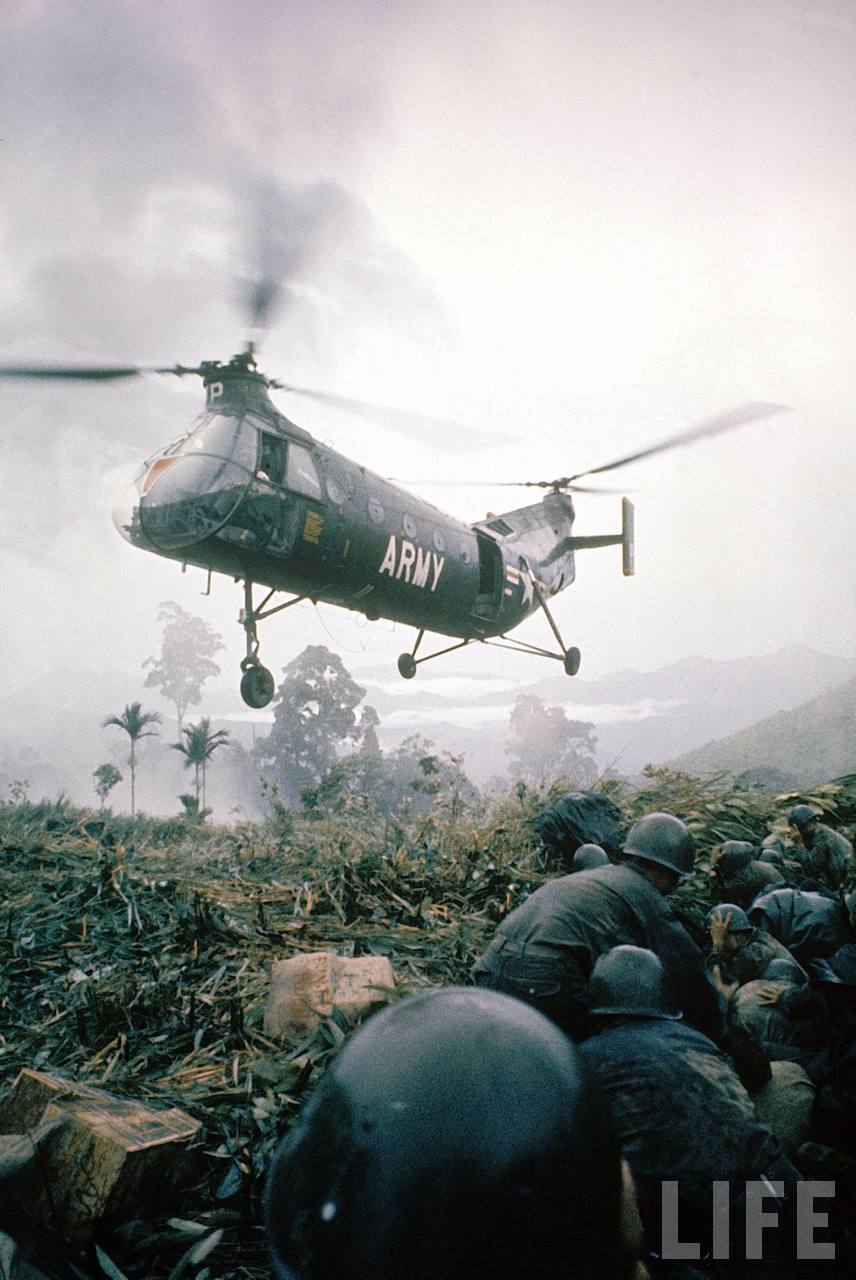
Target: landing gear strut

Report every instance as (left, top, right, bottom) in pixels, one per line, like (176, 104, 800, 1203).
(238, 580, 308, 708)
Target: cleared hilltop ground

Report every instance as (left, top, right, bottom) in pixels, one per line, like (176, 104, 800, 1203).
(1, 768, 855, 1277)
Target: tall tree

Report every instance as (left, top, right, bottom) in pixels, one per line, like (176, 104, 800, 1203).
(257, 645, 377, 804)
(102, 702, 162, 819)
(92, 762, 122, 811)
(506, 694, 598, 787)
(173, 717, 231, 811)
(142, 601, 224, 729)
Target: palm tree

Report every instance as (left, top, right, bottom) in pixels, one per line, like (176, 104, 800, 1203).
(173, 717, 231, 812)
(102, 702, 162, 819)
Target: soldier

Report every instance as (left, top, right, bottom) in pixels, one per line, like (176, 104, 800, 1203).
(760, 945, 856, 1158)
(706, 903, 804, 998)
(749, 886, 854, 965)
(579, 946, 802, 1277)
(710, 840, 784, 908)
(728, 958, 827, 1079)
(787, 804, 853, 892)
(473, 813, 721, 1040)
(264, 987, 650, 1280)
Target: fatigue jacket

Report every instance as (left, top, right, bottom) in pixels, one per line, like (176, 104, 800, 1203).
(795, 824, 853, 890)
(580, 1018, 784, 1222)
(473, 863, 721, 1038)
(729, 978, 827, 1076)
(713, 858, 784, 909)
(715, 928, 801, 988)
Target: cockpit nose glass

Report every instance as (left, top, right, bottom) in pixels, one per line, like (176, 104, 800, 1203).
(138, 413, 256, 552)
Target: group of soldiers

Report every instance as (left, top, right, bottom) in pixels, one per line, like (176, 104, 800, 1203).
(264, 800, 856, 1279)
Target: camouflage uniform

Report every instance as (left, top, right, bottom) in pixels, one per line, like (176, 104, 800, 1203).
(472, 863, 721, 1040)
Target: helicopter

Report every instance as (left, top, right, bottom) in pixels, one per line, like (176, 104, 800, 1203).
(0, 347, 785, 708)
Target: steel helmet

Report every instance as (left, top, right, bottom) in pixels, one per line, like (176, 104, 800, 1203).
(761, 958, 806, 985)
(264, 987, 627, 1280)
(588, 945, 681, 1020)
(716, 840, 755, 872)
(706, 903, 753, 934)
(573, 843, 609, 870)
(788, 804, 821, 828)
(623, 813, 695, 877)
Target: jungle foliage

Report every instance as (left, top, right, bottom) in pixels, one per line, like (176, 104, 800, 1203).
(1, 770, 855, 1278)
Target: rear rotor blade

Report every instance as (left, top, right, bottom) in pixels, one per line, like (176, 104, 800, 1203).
(389, 476, 625, 494)
(273, 382, 506, 453)
(560, 401, 790, 485)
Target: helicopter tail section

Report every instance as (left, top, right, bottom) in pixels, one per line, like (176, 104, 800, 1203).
(568, 496, 635, 576)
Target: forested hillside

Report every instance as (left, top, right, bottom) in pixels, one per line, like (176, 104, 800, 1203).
(671, 674, 856, 784)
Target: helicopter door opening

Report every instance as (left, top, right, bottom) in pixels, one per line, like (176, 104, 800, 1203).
(257, 433, 286, 485)
(473, 533, 503, 619)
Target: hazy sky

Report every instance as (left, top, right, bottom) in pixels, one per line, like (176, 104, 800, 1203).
(1, 0, 854, 709)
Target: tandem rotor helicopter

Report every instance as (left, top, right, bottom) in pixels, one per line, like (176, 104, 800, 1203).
(1, 328, 786, 709)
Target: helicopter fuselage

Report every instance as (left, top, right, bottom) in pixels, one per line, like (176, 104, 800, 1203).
(115, 363, 596, 644)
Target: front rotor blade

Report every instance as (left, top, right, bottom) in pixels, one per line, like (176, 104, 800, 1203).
(563, 401, 790, 483)
(273, 383, 505, 453)
(0, 363, 191, 381)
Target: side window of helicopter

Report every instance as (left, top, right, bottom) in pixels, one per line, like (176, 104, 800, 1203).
(460, 541, 473, 565)
(285, 443, 323, 499)
(257, 432, 286, 485)
(433, 528, 446, 552)
(368, 498, 385, 524)
(402, 513, 417, 539)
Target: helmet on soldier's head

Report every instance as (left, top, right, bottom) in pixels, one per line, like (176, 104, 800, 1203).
(573, 843, 609, 870)
(623, 813, 695, 877)
(264, 987, 628, 1280)
(707, 903, 753, 934)
(762, 958, 805, 985)
(788, 804, 821, 828)
(719, 839, 754, 864)
(588, 945, 682, 1020)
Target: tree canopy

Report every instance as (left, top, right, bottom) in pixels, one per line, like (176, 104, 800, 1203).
(506, 694, 598, 788)
(257, 645, 377, 803)
(143, 601, 224, 728)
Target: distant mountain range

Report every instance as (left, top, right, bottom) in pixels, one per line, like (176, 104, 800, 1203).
(359, 644, 854, 781)
(670, 673, 856, 786)
(0, 644, 851, 808)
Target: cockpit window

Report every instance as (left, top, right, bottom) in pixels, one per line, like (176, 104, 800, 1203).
(179, 414, 257, 471)
(286, 442, 323, 499)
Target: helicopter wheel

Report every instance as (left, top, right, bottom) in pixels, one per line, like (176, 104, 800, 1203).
(563, 647, 581, 677)
(240, 663, 276, 708)
(397, 653, 418, 680)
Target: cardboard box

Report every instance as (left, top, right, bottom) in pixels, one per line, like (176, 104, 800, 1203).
(264, 951, 395, 1037)
(0, 1069, 201, 1244)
